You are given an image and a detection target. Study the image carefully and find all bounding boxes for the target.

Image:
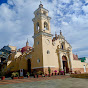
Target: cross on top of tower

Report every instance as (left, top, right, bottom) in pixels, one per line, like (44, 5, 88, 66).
(40, 1, 42, 4)
(39, 1, 43, 8)
(60, 30, 62, 35)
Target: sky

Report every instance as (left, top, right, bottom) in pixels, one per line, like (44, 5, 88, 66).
(0, 0, 88, 58)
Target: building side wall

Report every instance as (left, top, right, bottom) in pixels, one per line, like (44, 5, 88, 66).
(70, 51, 88, 73)
(31, 35, 43, 69)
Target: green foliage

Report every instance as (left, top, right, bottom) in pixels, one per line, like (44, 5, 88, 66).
(79, 57, 86, 62)
(27, 72, 30, 76)
(37, 71, 43, 75)
(11, 72, 19, 77)
(33, 70, 37, 75)
(0, 71, 5, 76)
(48, 67, 51, 74)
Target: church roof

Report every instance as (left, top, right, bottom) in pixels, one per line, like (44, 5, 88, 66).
(2, 46, 11, 52)
(21, 46, 32, 53)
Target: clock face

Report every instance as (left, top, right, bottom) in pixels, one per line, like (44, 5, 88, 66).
(45, 39, 50, 45)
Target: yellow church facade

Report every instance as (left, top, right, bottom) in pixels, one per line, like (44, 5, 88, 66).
(31, 3, 88, 74)
(2, 3, 88, 75)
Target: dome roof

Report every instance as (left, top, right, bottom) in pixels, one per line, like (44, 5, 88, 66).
(1, 46, 11, 52)
(21, 46, 32, 53)
(0, 46, 11, 55)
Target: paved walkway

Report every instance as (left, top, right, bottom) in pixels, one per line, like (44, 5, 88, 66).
(0, 75, 70, 85)
(0, 75, 88, 88)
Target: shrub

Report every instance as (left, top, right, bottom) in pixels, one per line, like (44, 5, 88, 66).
(37, 71, 43, 75)
(11, 72, 19, 78)
(33, 70, 37, 75)
(27, 72, 30, 76)
(48, 67, 51, 74)
(0, 71, 5, 76)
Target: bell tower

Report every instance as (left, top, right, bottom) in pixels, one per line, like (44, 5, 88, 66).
(32, 3, 52, 35)
(32, 3, 53, 73)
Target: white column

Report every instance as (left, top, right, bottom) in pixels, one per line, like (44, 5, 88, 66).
(69, 52, 72, 71)
(83, 65, 86, 72)
(59, 52, 63, 71)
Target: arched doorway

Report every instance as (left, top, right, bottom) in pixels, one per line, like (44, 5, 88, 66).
(62, 56, 69, 73)
(28, 59, 31, 74)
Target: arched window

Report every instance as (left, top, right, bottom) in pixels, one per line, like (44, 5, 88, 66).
(36, 22, 40, 32)
(43, 11, 46, 15)
(37, 59, 40, 63)
(37, 41, 39, 45)
(44, 22, 48, 30)
(62, 45, 63, 49)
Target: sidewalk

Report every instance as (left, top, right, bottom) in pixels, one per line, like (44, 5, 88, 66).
(0, 75, 70, 85)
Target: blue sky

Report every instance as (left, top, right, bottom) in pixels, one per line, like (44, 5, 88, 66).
(0, 0, 7, 5)
(0, 0, 88, 58)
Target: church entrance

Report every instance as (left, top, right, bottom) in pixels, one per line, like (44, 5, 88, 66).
(62, 56, 69, 73)
(28, 59, 31, 74)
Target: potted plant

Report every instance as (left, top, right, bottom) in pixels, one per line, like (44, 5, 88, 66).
(19, 76, 24, 79)
(0, 71, 5, 80)
(48, 67, 51, 77)
(33, 71, 37, 78)
(52, 70, 54, 76)
(37, 71, 43, 78)
(34, 74, 37, 78)
(11, 72, 19, 79)
(59, 71, 64, 75)
(42, 74, 45, 77)
(54, 70, 57, 75)
(45, 73, 47, 77)
(26, 72, 30, 78)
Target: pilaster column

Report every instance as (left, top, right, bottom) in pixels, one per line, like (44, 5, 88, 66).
(69, 52, 72, 71)
(59, 51, 63, 71)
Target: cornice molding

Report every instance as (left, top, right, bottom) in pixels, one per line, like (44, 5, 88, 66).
(34, 8, 49, 15)
(57, 48, 71, 53)
(32, 31, 53, 38)
(32, 14, 51, 22)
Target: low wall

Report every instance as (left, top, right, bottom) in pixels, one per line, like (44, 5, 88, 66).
(73, 68, 88, 73)
(70, 73, 88, 78)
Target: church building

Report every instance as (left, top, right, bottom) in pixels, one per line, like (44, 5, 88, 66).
(31, 3, 88, 74)
(1, 3, 88, 76)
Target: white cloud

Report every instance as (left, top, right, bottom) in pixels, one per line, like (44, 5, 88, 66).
(82, 5, 88, 13)
(0, 0, 88, 57)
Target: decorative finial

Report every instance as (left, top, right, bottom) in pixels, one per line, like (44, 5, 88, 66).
(26, 38, 29, 46)
(27, 38, 28, 43)
(39, 1, 43, 8)
(55, 32, 57, 37)
(60, 30, 62, 35)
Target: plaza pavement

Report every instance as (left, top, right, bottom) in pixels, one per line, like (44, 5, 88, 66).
(0, 75, 88, 88)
